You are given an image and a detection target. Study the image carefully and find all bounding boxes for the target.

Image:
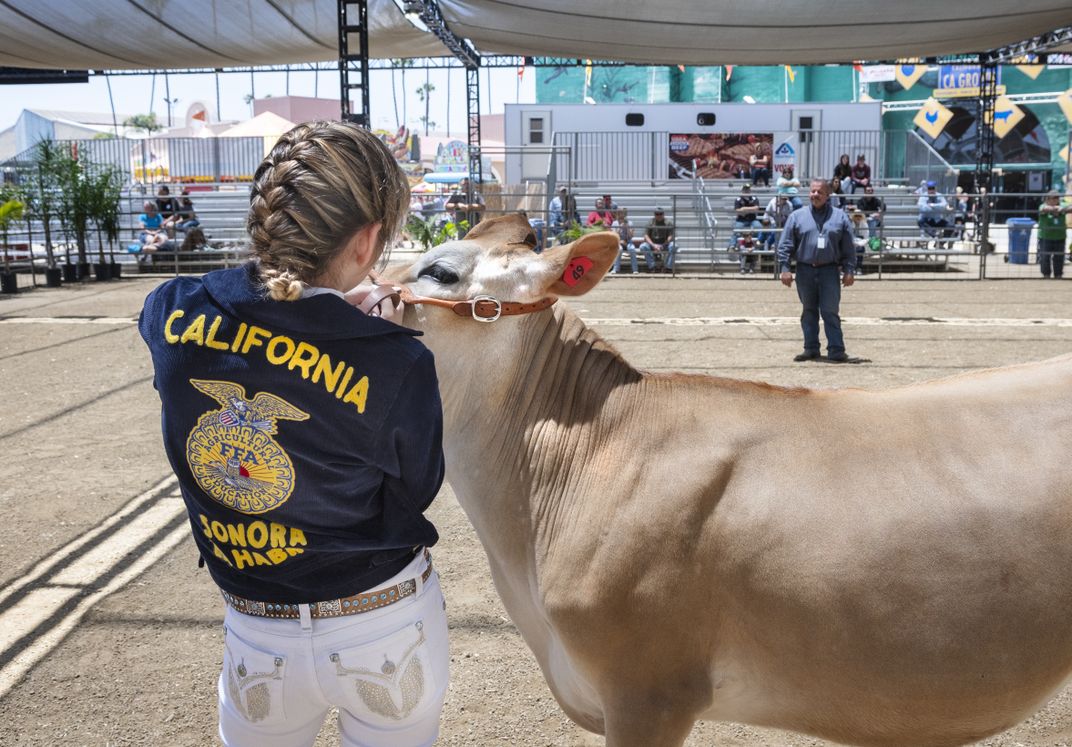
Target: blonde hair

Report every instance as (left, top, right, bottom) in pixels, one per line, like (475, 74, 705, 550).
(247, 121, 410, 301)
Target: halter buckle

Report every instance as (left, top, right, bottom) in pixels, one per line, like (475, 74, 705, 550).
(471, 295, 502, 322)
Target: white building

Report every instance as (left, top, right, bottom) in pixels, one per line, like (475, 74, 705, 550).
(503, 102, 883, 185)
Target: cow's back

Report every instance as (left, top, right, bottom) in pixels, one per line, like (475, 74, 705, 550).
(536, 355, 1072, 745)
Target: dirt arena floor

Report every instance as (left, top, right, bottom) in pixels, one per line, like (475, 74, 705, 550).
(4, 269, 1072, 746)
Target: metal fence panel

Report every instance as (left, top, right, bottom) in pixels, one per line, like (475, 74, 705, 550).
(1, 136, 267, 186)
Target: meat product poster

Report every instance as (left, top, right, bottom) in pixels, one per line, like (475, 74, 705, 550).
(668, 133, 774, 179)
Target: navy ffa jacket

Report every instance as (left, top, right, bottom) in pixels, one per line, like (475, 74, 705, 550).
(139, 264, 444, 603)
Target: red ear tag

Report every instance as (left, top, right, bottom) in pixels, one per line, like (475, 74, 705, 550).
(562, 257, 594, 287)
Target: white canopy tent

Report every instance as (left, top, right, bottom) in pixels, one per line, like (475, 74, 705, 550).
(0, 0, 1069, 70)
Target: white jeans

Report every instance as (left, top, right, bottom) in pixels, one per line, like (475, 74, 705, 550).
(218, 551, 449, 747)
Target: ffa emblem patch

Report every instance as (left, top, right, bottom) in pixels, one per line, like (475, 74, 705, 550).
(185, 379, 310, 514)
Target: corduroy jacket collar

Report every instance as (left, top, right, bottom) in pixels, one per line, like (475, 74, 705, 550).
(202, 263, 420, 341)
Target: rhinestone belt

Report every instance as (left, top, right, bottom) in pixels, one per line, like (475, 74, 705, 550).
(222, 550, 433, 620)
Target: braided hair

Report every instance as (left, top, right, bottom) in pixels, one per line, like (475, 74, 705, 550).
(247, 121, 410, 301)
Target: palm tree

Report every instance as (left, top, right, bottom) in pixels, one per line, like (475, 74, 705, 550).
(123, 113, 163, 136)
(398, 58, 415, 129)
(416, 81, 436, 136)
(391, 59, 403, 129)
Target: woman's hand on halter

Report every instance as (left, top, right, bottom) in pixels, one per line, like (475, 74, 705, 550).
(344, 275, 405, 323)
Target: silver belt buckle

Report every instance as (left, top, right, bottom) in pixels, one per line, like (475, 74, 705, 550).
(471, 295, 502, 322)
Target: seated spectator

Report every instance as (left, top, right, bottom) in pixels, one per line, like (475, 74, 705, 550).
(776, 165, 803, 209)
(736, 231, 758, 274)
(549, 187, 578, 241)
(731, 183, 762, 247)
(612, 207, 651, 274)
(828, 179, 846, 210)
(917, 181, 952, 238)
(155, 185, 178, 218)
(151, 227, 209, 269)
(156, 185, 181, 237)
(856, 186, 885, 238)
(138, 201, 169, 252)
(638, 207, 676, 273)
(952, 186, 972, 238)
(833, 154, 853, 194)
(762, 193, 794, 251)
(515, 210, 547, 252)
(445, 177, 485, 237)
(750, 150, 771, 187)
(850, 210, 869, 275)
(586, 198, 615, 228)
(602, 193, 619, 211)
(850, 154, 871, 194)
(182, 226, 208, 252)
(173, 192, 200, 233)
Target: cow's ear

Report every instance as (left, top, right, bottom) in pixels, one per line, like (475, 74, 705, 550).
(539, 231, 619, 297)
(463, 213, 537, 251)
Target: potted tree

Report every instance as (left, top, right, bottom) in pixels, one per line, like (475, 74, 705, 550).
(52, 147, 94, 280)
(24, 140, 64, 287)
(404, 214, 469, 253)
(0, 183, 25, 294)
(88, 165, 123, 280)
(100, 168, 124, 280)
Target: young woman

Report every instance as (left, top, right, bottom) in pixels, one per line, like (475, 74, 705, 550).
(833, 153, 853, 194)
(139, 121, 449, 747)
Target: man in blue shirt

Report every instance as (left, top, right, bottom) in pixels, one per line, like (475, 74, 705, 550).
(917, 181, 951, 239)
(777, 178, 856, 363)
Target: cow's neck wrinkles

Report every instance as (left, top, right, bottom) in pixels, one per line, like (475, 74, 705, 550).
(435, 304, 641, 576)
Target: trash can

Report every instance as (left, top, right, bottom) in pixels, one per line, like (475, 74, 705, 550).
(1006, 217, 1035, 265)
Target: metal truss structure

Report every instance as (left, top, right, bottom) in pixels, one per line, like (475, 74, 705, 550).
(394, 1, 482, 195)
(338, 0, 370, 126)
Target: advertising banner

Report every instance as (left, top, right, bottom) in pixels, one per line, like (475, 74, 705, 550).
(859, 65, 896, 83)
(913, 98, 955, 139)
(934, 65, 1004, 98)
(668, 133, 774, 180)
(772, 133, 798, 171)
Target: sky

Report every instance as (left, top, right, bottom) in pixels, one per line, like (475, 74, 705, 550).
(0, 64, 535, 136)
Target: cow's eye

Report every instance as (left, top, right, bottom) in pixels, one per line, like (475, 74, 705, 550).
(418, 264, 459, 284)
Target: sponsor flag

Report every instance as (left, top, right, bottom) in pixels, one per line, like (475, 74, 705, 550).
(677, 64, 686, 73)
(725, 65, 734, 81)
(895, 63, 927, 91)
(785, 65, 796, 83)
(1015, 54, 1044, 79)
(1059, 144, 1068, 163)
(1058, 89, 1072, 125)
(913, 98, 954, 139)
(991, 95, 1025, 139)
(1016, 63, 1044, 79)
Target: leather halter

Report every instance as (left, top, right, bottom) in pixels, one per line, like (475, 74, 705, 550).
(363, 271, 556, 323)
(398, 287, 556, 322)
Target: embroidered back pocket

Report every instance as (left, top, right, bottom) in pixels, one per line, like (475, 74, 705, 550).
(330, 620, 438, 727)
(222, 627, 287, 725)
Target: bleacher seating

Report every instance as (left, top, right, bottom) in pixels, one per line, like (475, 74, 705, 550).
(553, 180, 977, 275)
(122, 184, 252, 273)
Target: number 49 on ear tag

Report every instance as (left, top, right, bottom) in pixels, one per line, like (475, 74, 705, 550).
(562, 257, 594, 287)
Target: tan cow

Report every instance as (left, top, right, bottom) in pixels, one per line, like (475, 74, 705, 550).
(388, 214, 1072, 747)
